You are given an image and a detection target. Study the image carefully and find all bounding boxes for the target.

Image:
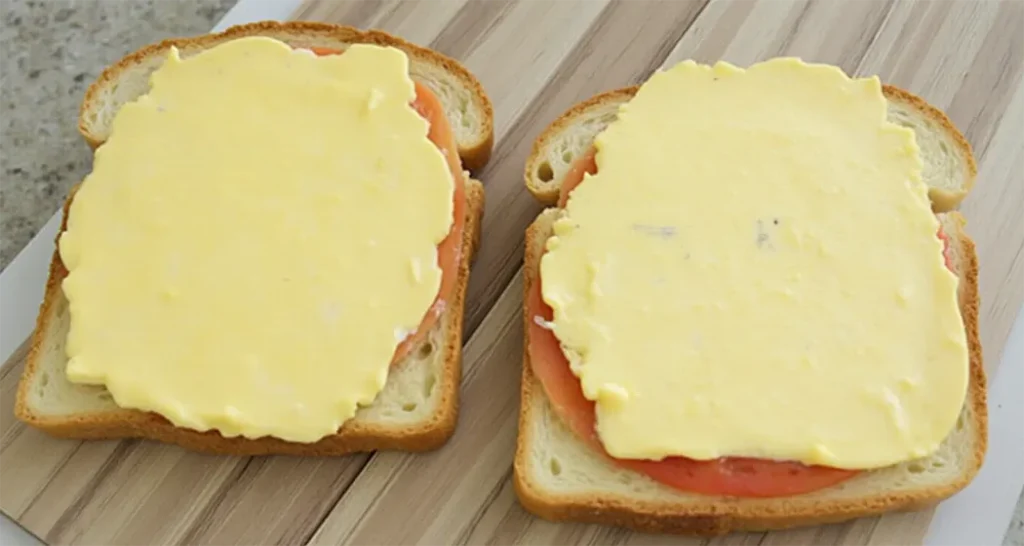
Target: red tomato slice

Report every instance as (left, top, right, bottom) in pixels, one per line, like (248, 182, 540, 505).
(526, 265, 857, 497)
(937, 225, 953, 271)
(557, 147, 596, 207)
(310, 47, 465, 365)
(531, 147, 858, 498)
(308, 46, 344, 57)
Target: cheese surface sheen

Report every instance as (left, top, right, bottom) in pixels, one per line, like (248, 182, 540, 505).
(539, 58, 968, 469)
(59, 37, 454, 443)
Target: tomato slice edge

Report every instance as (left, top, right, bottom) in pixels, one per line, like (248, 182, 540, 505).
(541, 144, 955, 496)
(309, 47, 465, 365)
(534, 148, 859, 497)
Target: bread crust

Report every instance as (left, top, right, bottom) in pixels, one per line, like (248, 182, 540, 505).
(881, 86, 978, 212)
(524, 86, 640, 206)
(523, 84, 976, 211)
(514, 210, 986, 534)
(520, 63, 986, 535)
(14, 179, 484, 456)
(78, 21, 494, 172)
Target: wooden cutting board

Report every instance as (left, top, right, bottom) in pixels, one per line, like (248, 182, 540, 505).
(1, 0, 1021, 544)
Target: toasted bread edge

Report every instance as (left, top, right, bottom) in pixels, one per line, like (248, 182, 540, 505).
(513, 209, 985, 535)
(523, 84, 976, 212)
(78, 21, 495, 172)
(15, 179, 484, 456)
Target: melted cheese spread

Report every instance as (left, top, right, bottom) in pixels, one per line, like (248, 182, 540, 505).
(60, 38, 454, 443)
(539, 58, 968, 469)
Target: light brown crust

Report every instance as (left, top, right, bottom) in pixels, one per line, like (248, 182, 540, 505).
(514, 210, 986, 534)
(14, 179, 484, 456)
(78, 21, 494, 172)
(880, 86, 977, 212)
(523, 86, 639, 206)
(524, 84, 977, 211)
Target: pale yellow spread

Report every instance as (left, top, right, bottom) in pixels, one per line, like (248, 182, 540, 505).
(540, 58, 968, 469)
(59, 38, 454, 443)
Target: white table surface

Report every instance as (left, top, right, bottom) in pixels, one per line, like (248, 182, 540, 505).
(1, 1, 1021, 544)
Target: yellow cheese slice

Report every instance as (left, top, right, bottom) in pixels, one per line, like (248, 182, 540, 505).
(540, 58, 968, 470)
(59, 37, 454, 443)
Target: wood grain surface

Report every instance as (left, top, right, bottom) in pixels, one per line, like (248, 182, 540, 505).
(1, 0, 1021, 544)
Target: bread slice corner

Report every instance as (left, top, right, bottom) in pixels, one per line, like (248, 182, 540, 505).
(78, 21, 495, 172)
(514, 209, 986, 534)
(15, 178, 485, 456)
(524, 84, 976, 212)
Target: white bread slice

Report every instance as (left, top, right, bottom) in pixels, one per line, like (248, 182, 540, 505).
(14, 23, 492, 456)
(78, 21, 494, 172)
(516, 210, 985, 534)
(516, 82, 986, 533)
(16, 178, 483, 456)
(524, 85, 976, 212)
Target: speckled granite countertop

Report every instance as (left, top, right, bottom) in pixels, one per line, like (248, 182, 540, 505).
(0, 0, 236, 269)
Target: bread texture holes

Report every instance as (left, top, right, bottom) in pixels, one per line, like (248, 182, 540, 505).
(418, 341, 434, 359)
(39, 372, 49, 387)
(423, 374, 436, 398)
(402, 403, 418, 412)
(549, 457, 562, 476)
(456, 96, 471, 128)
(908, 462, 926, 474)
(562, 150, 573, 163)
(538, 161, 554, 183)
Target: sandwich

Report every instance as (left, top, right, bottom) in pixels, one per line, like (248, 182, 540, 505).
(515, 58, 984, 534)
(15, 21, 494, 456)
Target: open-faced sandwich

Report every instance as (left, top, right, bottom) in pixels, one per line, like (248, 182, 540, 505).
(516, 57, 984, 534)
(16, 21, 494, 456)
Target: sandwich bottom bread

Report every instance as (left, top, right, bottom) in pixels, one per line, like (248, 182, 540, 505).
(515, 60, 985, 534)
(15, 22, 494, 456)
(18, 179, 484, 456)
(517, 210, 983, 534)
